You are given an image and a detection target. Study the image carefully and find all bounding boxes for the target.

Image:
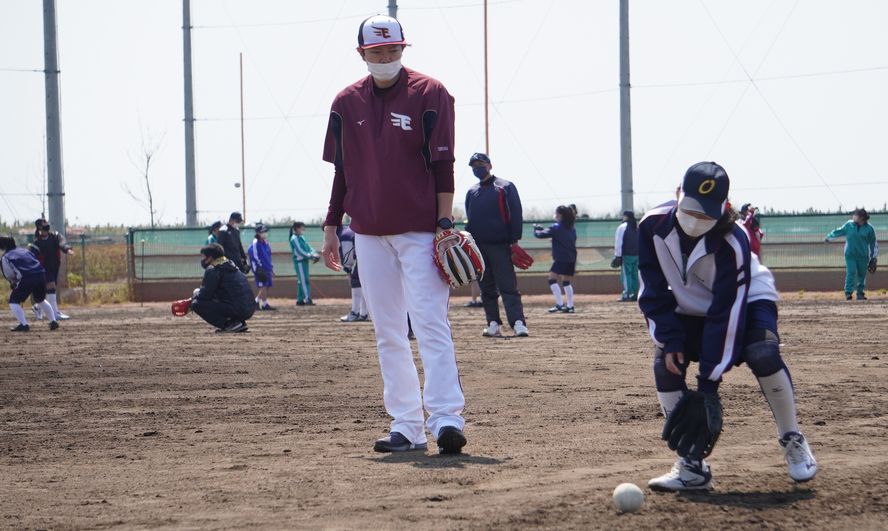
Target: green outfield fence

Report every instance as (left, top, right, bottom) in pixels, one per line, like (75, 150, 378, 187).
(126, 213, 886, 281)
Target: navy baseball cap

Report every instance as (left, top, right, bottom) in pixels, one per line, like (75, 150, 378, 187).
(468, 153, 491, 166)
(229, 212, 244, 222)
(679, 162, 730, 219)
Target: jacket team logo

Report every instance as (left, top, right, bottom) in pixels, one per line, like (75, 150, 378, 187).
(390, 112, 413, 131)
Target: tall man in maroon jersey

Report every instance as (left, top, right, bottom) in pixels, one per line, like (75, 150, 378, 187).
(319, 15, 467, 455)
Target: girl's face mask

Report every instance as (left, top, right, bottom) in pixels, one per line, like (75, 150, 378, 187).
(676, 209, 717, 238)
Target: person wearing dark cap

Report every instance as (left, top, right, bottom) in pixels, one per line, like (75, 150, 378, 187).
(465, 152, 529, 337)
(207, 221, 223, 245)
(612, 210, 639, 302)
(191, 243, 255, 333)
(825, 208, 878, 300)
(247, 224, 275, 311)
(0, 235, 59, 332)
(32, 218, 74, 321)
(638, 161, 816, 491)
(216, 212, 250, 274)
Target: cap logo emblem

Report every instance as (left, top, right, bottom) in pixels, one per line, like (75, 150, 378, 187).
(698, 179, 716, 195)
(372, 26, 391, 39)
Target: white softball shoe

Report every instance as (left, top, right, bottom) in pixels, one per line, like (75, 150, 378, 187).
(482, 321, 501, 337)
(513, 320, 529, 337)
(649, 458, 713, 492)
(780, 432, 817, 482)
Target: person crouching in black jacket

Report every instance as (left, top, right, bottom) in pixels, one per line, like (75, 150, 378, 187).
(192, 243, 255, 333)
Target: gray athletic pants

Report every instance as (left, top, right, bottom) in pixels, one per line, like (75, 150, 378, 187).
(477, 242, 526, 328)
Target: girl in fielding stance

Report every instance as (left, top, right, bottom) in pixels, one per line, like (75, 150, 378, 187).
(534, 205, 578, 313)
(638, 161, 816, 491)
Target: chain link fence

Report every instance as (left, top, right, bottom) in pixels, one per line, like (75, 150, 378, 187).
(127, 213, 887, 281)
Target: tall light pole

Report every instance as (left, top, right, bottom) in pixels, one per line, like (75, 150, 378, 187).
(619, 0, 634, 214)
(388, 0, 398, 19)
(239, 53, 246, 221)
(183, 0, 198, 226)
(484, 0, 490, 154)
(42, 0, 66, 234)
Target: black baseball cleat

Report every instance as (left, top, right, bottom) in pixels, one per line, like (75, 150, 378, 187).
(305, 299, 316, 306)
(436, 426, 467, 455)
(560, 306, 575, 314)
(216, 321, 248, 333)
(373, 432, 427, 453)
(296, 300, 306, 306)
(10, 324, 30, 332)
(547, 305, 564, 313)
(49, 321, 59, 331)
(857, 293, 867, 301)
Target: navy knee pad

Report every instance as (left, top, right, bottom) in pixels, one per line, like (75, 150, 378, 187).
(653, 348, 688, 393)
(548, 279, 558, 286)
(562, 280, 571, 287)
(744, 329, 787, 378)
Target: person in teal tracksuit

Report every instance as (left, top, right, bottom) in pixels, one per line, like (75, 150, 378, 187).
(290, 221, 319, 305)
(825, 208, 878, 300)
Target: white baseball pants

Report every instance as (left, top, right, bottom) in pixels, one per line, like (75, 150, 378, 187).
(355, 232, 465, 444)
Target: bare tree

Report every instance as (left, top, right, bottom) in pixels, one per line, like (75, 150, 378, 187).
(124, 122, 166, 228)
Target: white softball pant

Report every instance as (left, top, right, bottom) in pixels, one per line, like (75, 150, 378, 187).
(354, 232, 465, 444)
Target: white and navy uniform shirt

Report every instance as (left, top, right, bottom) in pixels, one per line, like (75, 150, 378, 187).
(2, 248, 45, 286)
(637, 201, 779, 390)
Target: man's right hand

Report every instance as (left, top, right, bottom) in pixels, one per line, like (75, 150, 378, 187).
(665, 351, 685, 375)
(321, 226, 342, 271)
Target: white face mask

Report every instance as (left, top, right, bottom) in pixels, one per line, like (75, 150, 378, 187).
(676, 210, 717, 238)
(366, 59, 402, 82)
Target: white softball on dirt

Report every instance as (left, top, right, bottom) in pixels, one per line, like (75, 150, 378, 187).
(612, 482, 644, 513)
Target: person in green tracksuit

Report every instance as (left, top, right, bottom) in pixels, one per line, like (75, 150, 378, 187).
(825, 208, 878, 300)
(290, 221, 319, 305)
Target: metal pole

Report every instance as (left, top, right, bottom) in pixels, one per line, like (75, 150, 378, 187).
(183, 0, 198, 226)
(42, 0, 66, 236)
(619, 0, 634, 214)
(80, 234, 87, 303)
(140, 239, 145, 307)
(484, 0, 490, 154)
(387, 0, 398, 19)
(239, 53, 246, 221)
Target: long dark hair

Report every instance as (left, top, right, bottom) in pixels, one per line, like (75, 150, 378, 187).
(711, 202, 740, 236)
(556, 205, 576, 229)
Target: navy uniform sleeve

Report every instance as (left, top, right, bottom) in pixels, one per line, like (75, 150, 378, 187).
(506, 183, 523, 242)
(534, 224, 554, 239)
(637, 217, 685, 355)
(697, 228, 752, 392)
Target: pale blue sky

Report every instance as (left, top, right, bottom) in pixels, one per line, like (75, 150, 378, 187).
(1, 0, 886, 226)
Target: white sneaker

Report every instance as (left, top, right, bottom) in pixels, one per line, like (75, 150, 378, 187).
(57, 312, 70, 320)
(482, 321, 501, 337)
(780, 432, 817, 482)
(513, 320, 529, 337)
(32, 304, 45, 321)
(648, 458, 714, 492)
(340, 311, 361, 322)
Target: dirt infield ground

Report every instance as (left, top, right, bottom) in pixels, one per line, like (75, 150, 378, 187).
(2, 293, 887, 530)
